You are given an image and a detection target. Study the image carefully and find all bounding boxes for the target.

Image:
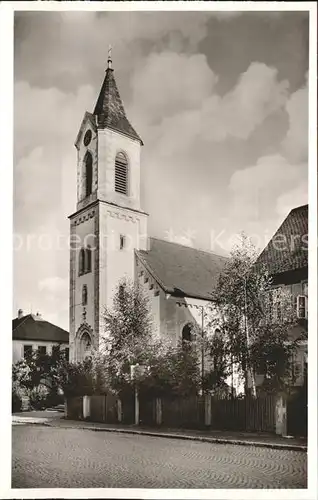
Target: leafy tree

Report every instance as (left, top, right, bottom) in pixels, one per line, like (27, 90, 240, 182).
(139, 338, 201, 398)
(208, 234, 301, 396)
(12, 347, 68, 406)
(101, 278, 202, 398)
(101, 277, 155, 393)
(249, 322, 303, 393)
(203, 330, 232, 397)
(57, 350, 111, 398)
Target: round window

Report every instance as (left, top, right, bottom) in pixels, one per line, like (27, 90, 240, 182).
(83, 129, 92, 146)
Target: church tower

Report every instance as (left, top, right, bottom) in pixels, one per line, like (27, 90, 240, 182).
(69, 52, 148, 362)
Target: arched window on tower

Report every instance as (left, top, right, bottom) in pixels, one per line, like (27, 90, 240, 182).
(182, 323, 192, 349)
(82, 285, 88, 306)
(85, 152, 93, 197)
(86, 246, 92, 273)
(115, 152, 128, 195)
(79, 248, 85, 276)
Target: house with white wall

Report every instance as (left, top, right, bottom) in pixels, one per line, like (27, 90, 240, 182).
(255, 204, 308, 388)
(12, 309, 69, 363)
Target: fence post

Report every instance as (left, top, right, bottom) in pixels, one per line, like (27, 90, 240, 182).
(275, 394, 287, 436)
(204, 394, 212, 426)
(134, 387, 139, 425)
(155, 398, 162, 425)
(64, 398, 68, 419)
(117, 399, 122, 423)
(83, 395, 91, 420)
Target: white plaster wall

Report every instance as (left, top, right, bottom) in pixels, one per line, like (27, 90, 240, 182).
(73, 215, 96, 342)
(135, 259, 161, 338)
(160, 295, 212, 345)
(99, 204, 148, 314)
(12, 340, 69, 363)
(97, 129, 141, 211)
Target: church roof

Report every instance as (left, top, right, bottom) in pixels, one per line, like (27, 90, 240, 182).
(256, 204, 308, 276)
(93, 67, 143, 144)
(136, 238, 228, 301)
(12, 314, 69, 343)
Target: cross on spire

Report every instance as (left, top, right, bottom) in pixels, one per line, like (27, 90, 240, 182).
(107, 44, 112, 70)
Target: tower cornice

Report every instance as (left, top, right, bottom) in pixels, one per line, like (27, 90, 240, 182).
(68, 198, 149, 221)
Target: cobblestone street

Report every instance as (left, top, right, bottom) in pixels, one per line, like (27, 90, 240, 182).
(12, 424, 307, 489)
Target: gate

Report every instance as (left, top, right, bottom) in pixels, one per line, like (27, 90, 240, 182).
(287, 388, 307, 437)
(139, 391, 156, 426)
(120, 388, 135, 425)
(89, 394, 118, 424)
(211, 396, 276, 432)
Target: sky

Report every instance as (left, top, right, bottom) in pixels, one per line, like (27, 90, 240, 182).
(13, 10, 309, 330)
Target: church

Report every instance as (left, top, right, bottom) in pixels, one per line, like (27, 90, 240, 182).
(68, 53, 228, 363)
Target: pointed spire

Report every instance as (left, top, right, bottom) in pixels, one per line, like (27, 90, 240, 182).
(93, 50, 143, 144)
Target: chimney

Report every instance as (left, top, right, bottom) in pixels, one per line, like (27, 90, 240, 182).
(18, 309, 23, 319)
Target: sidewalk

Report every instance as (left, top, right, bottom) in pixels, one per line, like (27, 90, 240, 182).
(12, 411, 307, 452)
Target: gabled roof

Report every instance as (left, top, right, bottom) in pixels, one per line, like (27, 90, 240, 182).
(74, 111, 96, 149)
(256, 204, 308, 276)
(12, 314, 69, 343)
(136, 238, 228, 301)
(93, 67, 143, 144)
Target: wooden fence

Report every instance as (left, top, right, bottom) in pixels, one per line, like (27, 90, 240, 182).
(210, 395, 276, 433)
(66, 393, 277, 434)
(89, 394, 118, 424)
(161, 396, 205, 429)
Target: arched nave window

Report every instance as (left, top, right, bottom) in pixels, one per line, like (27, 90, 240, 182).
(182, 323, 193, 348)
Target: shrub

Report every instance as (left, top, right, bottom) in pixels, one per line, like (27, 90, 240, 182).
(29, 384, 49, 410)
(45, 389, 64, 408)
(12, 383, 23, 413)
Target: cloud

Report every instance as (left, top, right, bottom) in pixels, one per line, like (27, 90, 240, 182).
(14, 82, 96, 234)
(229, 154, 305, 222)
(15, 12, 214, 87)
(39, 276, 68, 295)
(276, 181, 308, 218)
(131, 52, 218, 125)
(224, 72, 308, 249)
(213, 62, 289, 141)
(226, 153, 306, 250)
(135, 60, 289, 165)
(282, 81, 308, 163)
(14, 81, 95, 159)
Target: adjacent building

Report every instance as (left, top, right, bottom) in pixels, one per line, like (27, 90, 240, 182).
(12, 310, 69, 363)
(255, 204, 308, 387)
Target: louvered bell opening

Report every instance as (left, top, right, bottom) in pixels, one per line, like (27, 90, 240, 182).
(115, 154, 128, 195)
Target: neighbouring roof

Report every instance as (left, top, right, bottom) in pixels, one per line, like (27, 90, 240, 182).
(136, 238, 228, 301)
(93, 67, 143, 144)
(12, 314, 69, 343)
(256, 204, 308, 276)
